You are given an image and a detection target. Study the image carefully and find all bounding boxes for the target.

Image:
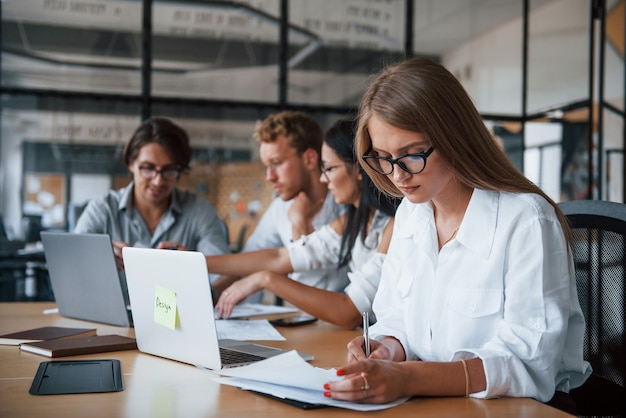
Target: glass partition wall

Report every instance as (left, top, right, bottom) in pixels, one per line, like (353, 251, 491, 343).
(1, 0, 624, 246)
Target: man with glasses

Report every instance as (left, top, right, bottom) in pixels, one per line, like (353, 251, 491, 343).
(211, 111, 347, 303)
(74, 117, 230, 277)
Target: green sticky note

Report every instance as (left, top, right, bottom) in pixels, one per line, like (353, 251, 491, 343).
(154, 285, 179, 330)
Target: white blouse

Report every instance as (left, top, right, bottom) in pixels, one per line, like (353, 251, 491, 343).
(370, 189, 591, 402)
(241, 192, 348, 303)
(287, 210, 391, 319)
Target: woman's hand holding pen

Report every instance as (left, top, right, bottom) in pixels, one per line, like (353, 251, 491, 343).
(323, 358, 410, 404)
(326, 336, 409, 403)
(346, 336, 381, 362)
(346, 336, 401, 362)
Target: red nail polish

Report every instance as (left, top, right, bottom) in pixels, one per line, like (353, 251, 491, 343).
(324, 392, 331, 397)
(337, 369, 345, 376)
(323, 383, 330, 390)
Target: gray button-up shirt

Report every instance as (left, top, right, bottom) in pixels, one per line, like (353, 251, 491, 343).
(75, 182, 230, 256)
(74, 182, 230, 299)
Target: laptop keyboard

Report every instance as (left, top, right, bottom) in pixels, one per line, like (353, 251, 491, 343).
(219, 348, 265, 366)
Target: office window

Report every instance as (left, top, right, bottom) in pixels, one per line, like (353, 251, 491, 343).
(605, 0, 625, 113)
(151, 0, 281, 102)
(524, 121, 565, 201)
(490, 121, 524, 171)
(0, 0, 624, 240)
(1, 0, 143, 94)
(527, 0, 590, 114)
(414, 0, 525, 116)
(605, 109, 625, 202)
(288, 0, 405, 106)
(603, 0, 625, 202)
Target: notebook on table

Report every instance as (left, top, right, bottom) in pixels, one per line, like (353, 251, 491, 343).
(40, 232, 133, 327)
(122, 246, 313, 370)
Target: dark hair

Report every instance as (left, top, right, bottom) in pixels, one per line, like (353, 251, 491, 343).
(325, 119, 400, 268)
(123, 117, 192, 171)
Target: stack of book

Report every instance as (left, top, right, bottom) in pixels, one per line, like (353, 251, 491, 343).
(0, 326, 136, 358)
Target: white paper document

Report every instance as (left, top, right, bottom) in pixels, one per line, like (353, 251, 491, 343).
(227, 303, 298, 318)
(213, 350, 409, 411)
(215, 319, 285, 341)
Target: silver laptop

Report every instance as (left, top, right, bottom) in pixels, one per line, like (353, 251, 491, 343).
(122, 246, 312, 369)
(40, 232, 132, 327)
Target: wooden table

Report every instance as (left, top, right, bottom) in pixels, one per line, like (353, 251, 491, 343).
(0, 302, 573, 417)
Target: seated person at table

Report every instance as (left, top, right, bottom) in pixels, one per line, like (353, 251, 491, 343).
(75, 116, 230, 272)
(323, 58, 591, 413)
(209, 119, 400, 329)
(211, 111, 347, 303)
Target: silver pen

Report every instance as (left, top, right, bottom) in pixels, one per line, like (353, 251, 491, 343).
(362, 311, 370, 357)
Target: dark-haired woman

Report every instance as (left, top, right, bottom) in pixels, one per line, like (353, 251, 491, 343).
(208, 119, 399, 330)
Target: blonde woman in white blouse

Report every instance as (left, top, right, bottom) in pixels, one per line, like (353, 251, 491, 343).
(322, 58, 591, 414)
(207, 120, 399, 329)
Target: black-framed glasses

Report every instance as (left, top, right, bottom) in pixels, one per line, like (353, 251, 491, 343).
(321, 164, 343, 180)
(362, 147, 434, 175)
(137, 165, 180, 181)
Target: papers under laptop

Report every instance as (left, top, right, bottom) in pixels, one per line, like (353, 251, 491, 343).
(40, 232, 133, 327)
(229, 303, 298, 319)
(122, 247, 313, 370)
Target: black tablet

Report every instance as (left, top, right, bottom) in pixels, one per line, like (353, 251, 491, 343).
(29, 359, 124, 395)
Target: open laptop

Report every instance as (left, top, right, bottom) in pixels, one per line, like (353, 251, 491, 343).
(122, 246, 313, 370)
(40, 232, 133, 327)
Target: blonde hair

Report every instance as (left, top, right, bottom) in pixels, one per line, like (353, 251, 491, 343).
(355, 57, 570, 240)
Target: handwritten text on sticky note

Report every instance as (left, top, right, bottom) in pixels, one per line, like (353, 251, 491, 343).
(154, 285, 179, 330)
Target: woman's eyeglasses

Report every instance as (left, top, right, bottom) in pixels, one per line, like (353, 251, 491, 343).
(321, 164, 342, 180)
(362, 147, 434, 175)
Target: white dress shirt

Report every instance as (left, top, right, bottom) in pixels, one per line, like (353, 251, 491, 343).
(242, 192, 348, 302)
(370, 189, 591, 402)
(287, 209, 391, 319)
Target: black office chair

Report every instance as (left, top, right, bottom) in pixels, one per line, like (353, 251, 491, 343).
(559, 200, 626, 417)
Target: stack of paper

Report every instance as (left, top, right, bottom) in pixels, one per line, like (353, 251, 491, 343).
(213, 350, 409, 411)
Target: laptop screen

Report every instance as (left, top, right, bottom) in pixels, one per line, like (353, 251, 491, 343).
(41, 232, 132, 327)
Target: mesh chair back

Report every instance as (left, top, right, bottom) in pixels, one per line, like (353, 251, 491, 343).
(559, 200, 626, 417)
